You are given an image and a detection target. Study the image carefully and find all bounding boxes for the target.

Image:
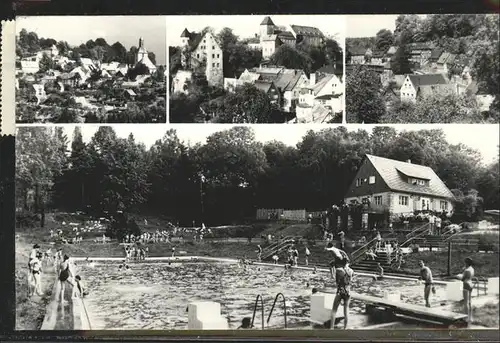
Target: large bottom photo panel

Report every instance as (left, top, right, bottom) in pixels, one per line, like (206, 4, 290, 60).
(15, 123, 499, 332)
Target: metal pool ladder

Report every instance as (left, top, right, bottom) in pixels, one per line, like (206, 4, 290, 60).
(250, 294, 265, 329)
(267, 292, 288, 329)
(250, 293, 288, 329)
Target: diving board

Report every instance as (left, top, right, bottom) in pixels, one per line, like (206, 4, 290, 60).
(350, 292, 468, 327)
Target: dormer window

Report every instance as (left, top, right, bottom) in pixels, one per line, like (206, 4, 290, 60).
(409, 177, 427, 186)
(369, 176, 375, 184)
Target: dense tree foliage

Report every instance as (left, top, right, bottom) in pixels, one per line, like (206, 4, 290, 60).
(16, 126, 499, 226)
(16, 29, 161, 66)
(346, 65, 386, 123)
(380, 92, 492, 123)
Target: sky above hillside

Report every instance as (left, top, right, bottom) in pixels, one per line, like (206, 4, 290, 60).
(167, 15, 346, 48)
(346, 14, 428, 38)
(20, 124, 499, 164)
(16, 16, 167, 65)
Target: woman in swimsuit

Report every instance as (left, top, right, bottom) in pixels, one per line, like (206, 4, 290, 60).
(462, 257, 475, 323)
(58, 254, 74, 303)
(330, 258, 354, 330)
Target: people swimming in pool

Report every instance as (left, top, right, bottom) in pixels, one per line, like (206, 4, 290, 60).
(330, 258, 354, 330)
(73, 275, 89, 298)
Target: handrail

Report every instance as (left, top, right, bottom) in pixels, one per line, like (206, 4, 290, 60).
(266, 293, 287, 329)
(261, 236, 294, 254)
(261, 239, 298, 260)
(351, 237, 378, 257)
(400, 226, 431, 247)
(350, 237, 378, 264)
(443, 222, 466, 241)
(250, 294, 265, 330)
(405, 222, 430, 239)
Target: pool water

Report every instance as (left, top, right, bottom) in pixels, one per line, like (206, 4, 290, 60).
(77, 261, 448, 330)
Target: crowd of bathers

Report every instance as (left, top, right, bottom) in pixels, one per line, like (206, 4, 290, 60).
(27, 244, 90, 301)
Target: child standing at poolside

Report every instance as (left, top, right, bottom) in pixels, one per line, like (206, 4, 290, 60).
(304, 246, 311, 266)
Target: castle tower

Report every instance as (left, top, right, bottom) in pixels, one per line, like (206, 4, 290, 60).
(259, 16, 275, 43)
(180, 29, 191, 69)
(180, 28, 191, 47)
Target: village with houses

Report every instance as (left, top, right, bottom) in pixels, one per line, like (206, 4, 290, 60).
(169, 16, 345, 124)
(345, 14, 499, 124)
(15, 29, 166, 123)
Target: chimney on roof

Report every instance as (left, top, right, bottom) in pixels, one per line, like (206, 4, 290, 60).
(310, 73, 316, 86)
(406, 159, 411, 164)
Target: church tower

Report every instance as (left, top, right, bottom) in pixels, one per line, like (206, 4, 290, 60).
(136, 37, 148, 64)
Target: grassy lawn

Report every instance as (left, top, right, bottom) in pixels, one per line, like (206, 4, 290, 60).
(396, 250, 500, 277)
(452, 296, 500, 328)
(473, 300, 500, 328)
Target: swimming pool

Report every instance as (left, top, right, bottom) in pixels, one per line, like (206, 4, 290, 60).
(77, 261, 449, 330)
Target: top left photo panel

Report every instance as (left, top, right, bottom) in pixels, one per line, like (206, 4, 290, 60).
(15, 16, 167, 124)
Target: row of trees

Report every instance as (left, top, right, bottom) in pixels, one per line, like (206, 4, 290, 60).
(17, 29, 157, 66)
(16, 126, 499, 226)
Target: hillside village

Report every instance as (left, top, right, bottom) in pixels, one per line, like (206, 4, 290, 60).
(16, 32, 166, 123)
(170, 16, 344, 124)
(346, 14, 499, 123)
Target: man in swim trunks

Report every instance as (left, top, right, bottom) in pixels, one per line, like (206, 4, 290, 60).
(418, 260, 434, 308)
(461, 257, 475, 323)
(304, 245, 311, 266)
(330, 258, 354, 330)
(256, 245, 262, 262)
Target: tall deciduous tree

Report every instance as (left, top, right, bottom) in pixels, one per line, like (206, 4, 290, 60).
(346, 65, 386, 123)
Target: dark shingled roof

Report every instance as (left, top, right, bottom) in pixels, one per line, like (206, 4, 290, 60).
(254, 80, 274, 93)
(291, 25, 324, 38)
(366, 154, 455, 199)
(408, 74, 447, 87)
(180, 28, 190, 38)
(277, 31, 295, 40)
(317, 65, 342, 76)
(430, 48, 444, 60)
(261, 16, 275, 25)
(372, 48, 388, 58)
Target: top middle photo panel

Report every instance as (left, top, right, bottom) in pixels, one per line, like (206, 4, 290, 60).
(168, 15, 346, 124)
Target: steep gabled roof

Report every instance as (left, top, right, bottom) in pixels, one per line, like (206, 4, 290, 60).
(366, 154, 455, 199)
(311, 74, 336, 95)
(180, 28, 190, 38)
(253, 80, 274, 93)
(408, 74, 447, 87)
(261, 16, 275, 25)
(290, 25, 324, 38)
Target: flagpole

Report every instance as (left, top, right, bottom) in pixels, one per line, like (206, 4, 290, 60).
(200, 174, 204, 224)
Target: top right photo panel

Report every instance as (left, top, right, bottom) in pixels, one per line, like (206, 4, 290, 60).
(346, 14, 499, 124)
